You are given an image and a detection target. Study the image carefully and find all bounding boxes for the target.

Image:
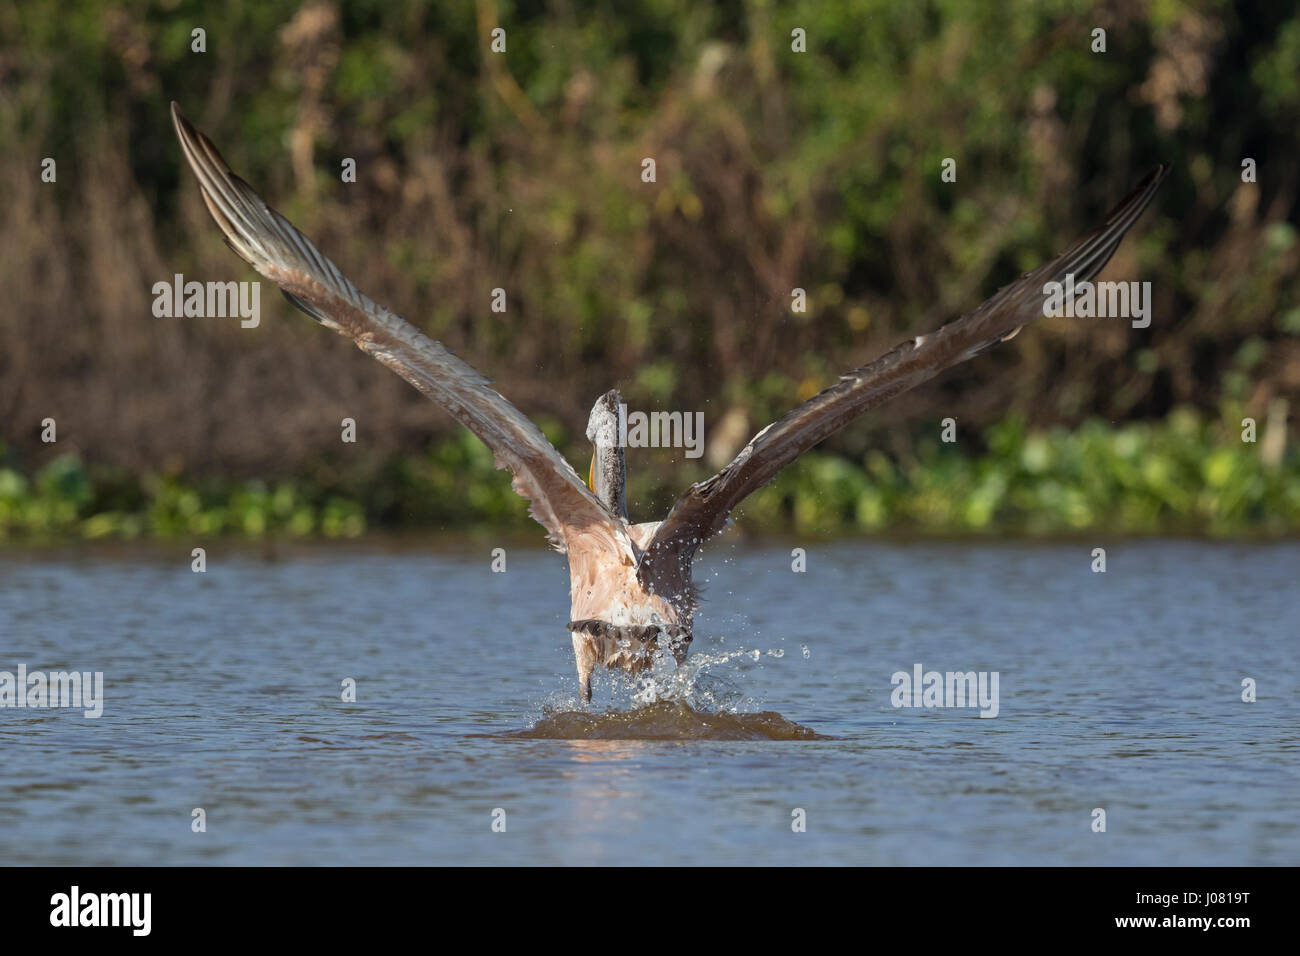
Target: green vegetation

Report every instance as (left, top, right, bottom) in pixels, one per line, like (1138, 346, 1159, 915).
(1, 2, 1296, 539)
(762, 410, 1300, 537)
(3, 408, 1295, 542)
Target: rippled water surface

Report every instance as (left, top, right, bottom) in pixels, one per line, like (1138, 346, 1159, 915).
(1, 538, 1296, 865)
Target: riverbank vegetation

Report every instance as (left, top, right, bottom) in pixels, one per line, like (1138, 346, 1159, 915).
(3, 407, 1295, 542)
(2, 2, 1296, 541)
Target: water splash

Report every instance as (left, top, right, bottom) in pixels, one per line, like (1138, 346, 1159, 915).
(626, 642, 786, 711)
(507, 636, 823, 740)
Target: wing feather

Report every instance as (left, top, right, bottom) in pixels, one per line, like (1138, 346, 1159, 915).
(171, 103, 631, 559)
(639, 164, 1170, 585)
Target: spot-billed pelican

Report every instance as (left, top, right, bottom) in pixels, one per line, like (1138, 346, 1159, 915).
(171, 103, 1167, 700)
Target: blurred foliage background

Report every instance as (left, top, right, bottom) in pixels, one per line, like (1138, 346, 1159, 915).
(1, 0, 1297, 540)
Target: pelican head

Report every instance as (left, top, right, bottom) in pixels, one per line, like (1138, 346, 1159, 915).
(586, 389, 627, 520)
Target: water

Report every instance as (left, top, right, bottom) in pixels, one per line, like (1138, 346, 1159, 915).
(1, 538, 1296, 865)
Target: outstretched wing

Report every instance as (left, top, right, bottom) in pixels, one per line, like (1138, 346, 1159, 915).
(639, 164, 1170, 586)
(171, 102, 631, 559)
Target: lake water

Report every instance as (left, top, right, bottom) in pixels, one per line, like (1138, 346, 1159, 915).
(1, 538, 1296, 865)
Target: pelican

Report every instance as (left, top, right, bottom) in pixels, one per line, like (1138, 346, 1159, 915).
(170, 103, 1167, 700)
